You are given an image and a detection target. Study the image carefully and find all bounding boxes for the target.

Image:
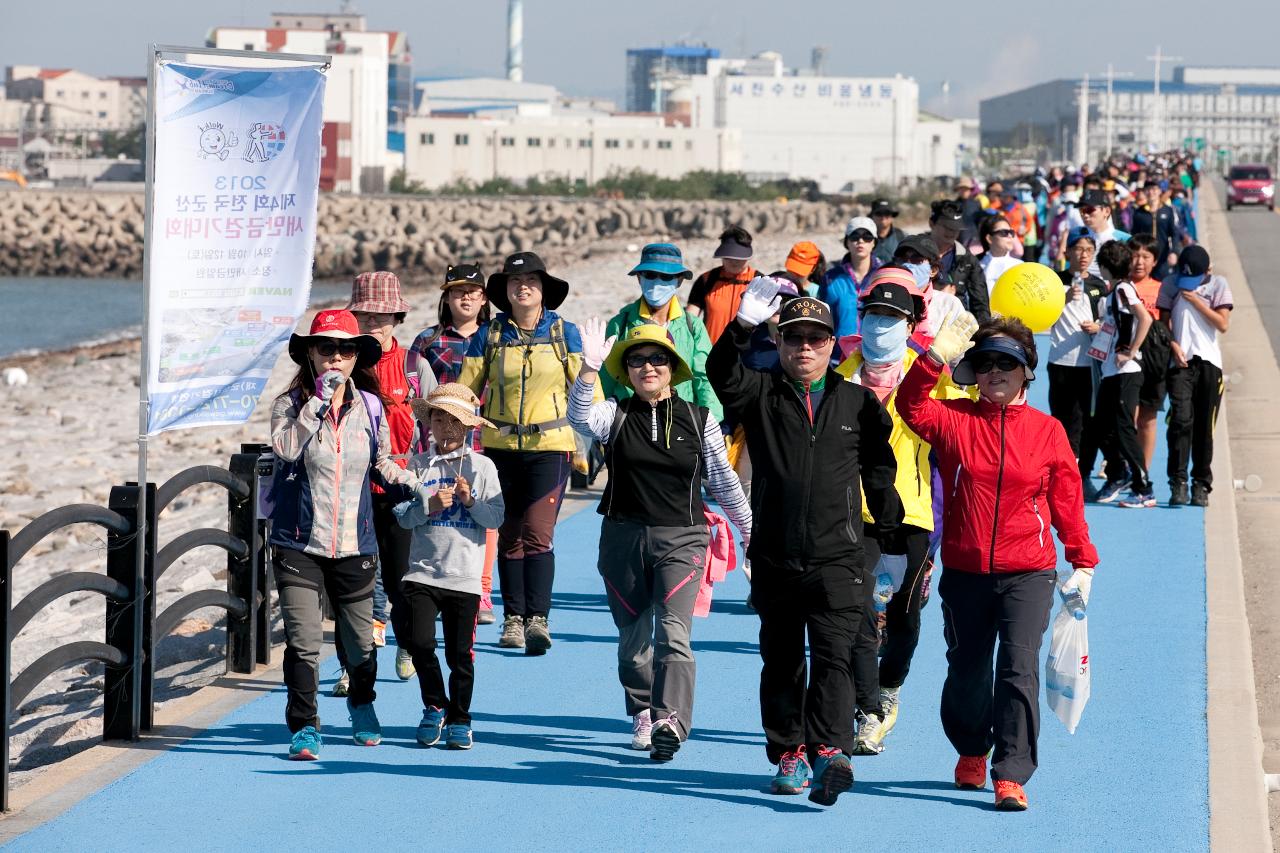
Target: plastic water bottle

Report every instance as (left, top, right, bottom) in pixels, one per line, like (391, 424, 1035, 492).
(873, 572, 893, 613)
(1061, 587, 1087, 620)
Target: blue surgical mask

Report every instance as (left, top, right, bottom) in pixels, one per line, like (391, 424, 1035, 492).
(860, 313, 909, 364)
(903, 261, 932, 290)
(639, 277, 680, 308)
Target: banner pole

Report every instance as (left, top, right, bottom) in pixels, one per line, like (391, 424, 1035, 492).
(133, 44, 161, 736)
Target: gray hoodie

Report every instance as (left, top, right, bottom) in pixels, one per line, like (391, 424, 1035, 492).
(396, 443, 504, 595)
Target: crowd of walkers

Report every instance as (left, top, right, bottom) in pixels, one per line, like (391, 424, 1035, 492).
(263, 148, 1229, 811)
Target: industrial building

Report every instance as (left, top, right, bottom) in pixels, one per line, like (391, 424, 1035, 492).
(980, 66, 1280, 165)
(625, 46, 719, 113)
(209, 14, 410, 194)
(680, 53, 963, 192)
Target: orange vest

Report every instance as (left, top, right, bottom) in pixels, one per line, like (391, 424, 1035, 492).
(694, 266, 757, 343)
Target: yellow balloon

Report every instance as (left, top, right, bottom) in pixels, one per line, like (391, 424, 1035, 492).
(989, 263, 1066, 333)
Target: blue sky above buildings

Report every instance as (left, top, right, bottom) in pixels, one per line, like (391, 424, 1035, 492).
(5, 0, 1279, 116)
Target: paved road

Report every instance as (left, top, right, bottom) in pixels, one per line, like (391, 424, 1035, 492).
(1223, 201, 1280, 359)
(4, 368, 1211, 852)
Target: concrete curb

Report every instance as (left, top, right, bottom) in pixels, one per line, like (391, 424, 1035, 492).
(1200, 181, 1274, 853)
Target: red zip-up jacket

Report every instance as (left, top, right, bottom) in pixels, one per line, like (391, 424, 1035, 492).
(897, 355, 1098, 574)
(370, 338, 416, 496)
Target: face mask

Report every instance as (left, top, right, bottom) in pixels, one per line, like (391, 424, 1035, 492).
(903, 261, 932, 291)
(639, 277, 681, 308)
(860, 313, 909, 364)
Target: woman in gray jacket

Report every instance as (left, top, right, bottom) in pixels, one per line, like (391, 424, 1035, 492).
(269, 309, 423, 760)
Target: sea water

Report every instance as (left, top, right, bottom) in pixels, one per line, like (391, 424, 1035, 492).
(0, 277, 350, 359)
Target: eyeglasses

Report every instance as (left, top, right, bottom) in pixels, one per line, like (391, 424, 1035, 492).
(992, 228, 1015, 238)
(314, 341, 361, 358)
(973, 354, 1023, 374)
(639, 271, 679, 282)
(781, 331, 832, 348)
(847, 231, 875, 244)
(625, 351, 671, 369)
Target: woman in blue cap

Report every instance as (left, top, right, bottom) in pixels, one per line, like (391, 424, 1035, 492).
(601, 243, 722, 421)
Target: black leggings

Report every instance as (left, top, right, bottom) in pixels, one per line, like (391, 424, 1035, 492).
(853, 524, 932, 713)
(488, 449, 570, 617)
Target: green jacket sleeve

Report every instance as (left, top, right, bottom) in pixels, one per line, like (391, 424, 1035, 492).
(686, 312, 723, 421)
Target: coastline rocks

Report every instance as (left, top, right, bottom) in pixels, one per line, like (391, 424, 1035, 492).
(0, 190, 927, 282)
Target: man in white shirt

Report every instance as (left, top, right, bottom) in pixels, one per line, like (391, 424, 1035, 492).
(1155, 245, 1233, 507)
(1077, 188, 1130, 278)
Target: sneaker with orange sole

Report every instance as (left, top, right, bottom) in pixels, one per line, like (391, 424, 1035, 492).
(954, 754, 987, 790)
(994, 780, 1028, 811)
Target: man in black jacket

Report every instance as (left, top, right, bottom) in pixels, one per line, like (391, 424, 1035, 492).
(707, 277, 902, 807)
(929, 200, 992, 323)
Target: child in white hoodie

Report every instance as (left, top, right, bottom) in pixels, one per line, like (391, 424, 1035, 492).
(395, 383, 505, 750)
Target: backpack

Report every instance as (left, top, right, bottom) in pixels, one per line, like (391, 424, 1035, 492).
(258, 388, 383, 519)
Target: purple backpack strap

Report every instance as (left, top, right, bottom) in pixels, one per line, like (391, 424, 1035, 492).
(359, 390, 383, 453)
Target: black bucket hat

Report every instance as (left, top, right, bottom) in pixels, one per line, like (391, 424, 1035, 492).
(486, 252, 569, 313)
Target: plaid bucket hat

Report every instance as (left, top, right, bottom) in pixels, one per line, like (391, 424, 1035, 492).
(348, 271, 412, 314)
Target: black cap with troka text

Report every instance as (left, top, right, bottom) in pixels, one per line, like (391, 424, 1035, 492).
(776, 296, 835, 333)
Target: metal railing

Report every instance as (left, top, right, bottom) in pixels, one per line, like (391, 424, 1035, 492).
(0, 444, 275, 810)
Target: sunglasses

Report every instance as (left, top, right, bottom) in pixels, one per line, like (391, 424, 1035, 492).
(973, 354, 1023, 374)
(781, 331, 832, 348)
(847, 231, 875, 244)
(625, 351, 671, 369)
(992, 228, 1015, 238)
(1079, 206, 1099, 215)
(314, 340, 361, 358)
(639, 271, 679, 282)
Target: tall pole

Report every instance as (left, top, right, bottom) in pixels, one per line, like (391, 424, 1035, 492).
(1146, 46, 1182, 152)
(1076, 73, 1090, 167)
(506, 0, 523, 83)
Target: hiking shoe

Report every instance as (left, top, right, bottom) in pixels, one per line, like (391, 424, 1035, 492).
(477, 594, 497, 625)
(630, 709, 652, 750)
(770, 747, 811, 795)
(498, 615, 526, 648)
(1191, 483, 1210, 507)
(1119, 490, 1156, 508)
(955, 754, 988, 790)
(347, 700, 382, 746)
(1169, 481, 1190, 506)
(649, 716, 681, 763)
(880, 687, 901, 735)
(371, 619, 387, 647)
(920, 559, 935, 608)
(808, 746, 853, 806)
(395, 647, 416, 681)
(416, 706, 446, 747)
(330, 668, 349, 697)
(1081, 479, 1100, 503)
(995, 780, 1028, 811)
(445, 723, 474, 750)
(853, 712, 886, 755)
(288, 725, 322, 760)
(524, 615, 552, 656)
(1094, 479, 1127, 504)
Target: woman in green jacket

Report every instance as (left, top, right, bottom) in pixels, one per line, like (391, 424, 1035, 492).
(601, 243, 722, 422)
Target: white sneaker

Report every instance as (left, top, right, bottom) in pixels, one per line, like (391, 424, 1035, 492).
(631, 709, 652, 750)
(331, 668, 349, 697)
(395, 647, 416, 681)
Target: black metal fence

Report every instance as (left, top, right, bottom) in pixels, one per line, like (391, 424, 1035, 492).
(0, 443, 275, 810)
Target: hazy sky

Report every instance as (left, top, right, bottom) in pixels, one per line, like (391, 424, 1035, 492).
(7, 1, 1280, 116)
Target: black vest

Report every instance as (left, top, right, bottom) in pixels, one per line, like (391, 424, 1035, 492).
(600, 394, 706, 528)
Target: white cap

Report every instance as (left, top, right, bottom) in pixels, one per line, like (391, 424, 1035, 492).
(844, 216, 876, 239)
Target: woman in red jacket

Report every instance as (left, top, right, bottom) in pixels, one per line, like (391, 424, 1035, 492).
(896, 314, 1099, 812)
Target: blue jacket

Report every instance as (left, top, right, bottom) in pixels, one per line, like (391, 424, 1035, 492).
(820, 255, 883, 339)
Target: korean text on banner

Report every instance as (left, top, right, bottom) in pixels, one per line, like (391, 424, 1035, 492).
(145, 61, 326, 434)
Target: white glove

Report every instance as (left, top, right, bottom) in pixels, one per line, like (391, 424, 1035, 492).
(1061, 567, 1094, 607)
(736, 275, 783, 328)
(317, 369, 345, 403)
(928, 310, 979, 365)
(580, 316, 616, 372)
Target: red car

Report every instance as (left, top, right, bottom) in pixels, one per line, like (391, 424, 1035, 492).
(1226, 164, 1274, 211)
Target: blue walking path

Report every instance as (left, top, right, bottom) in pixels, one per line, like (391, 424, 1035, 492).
(6, 377, 1207, 852)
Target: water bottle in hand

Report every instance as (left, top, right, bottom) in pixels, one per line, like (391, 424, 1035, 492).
(873, 572, 893, 613)
(1060, 586, 1087, 620)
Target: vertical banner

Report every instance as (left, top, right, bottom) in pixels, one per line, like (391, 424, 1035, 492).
(145, 60, 326, 434)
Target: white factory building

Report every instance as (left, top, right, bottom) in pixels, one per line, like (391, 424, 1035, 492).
(680, 53, 964, 192)
(403, 78, 740, 189)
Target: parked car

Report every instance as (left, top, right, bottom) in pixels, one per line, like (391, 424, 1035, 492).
(1226, 164, 1274, 211)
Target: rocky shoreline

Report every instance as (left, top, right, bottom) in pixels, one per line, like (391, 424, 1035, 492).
(0, 189, 927, 281)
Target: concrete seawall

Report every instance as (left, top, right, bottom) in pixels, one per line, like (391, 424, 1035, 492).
(0, 190, 919, 281)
